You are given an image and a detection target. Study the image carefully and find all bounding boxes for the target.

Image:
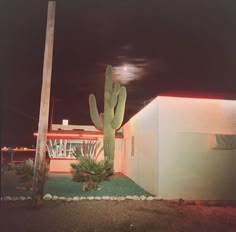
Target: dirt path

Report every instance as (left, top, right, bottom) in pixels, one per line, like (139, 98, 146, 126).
(1, 200, 236, 232)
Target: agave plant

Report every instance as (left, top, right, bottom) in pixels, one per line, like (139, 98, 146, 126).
(71, 140, 113, 190)
(72, 140, 104, 161)
(15, 159, 34, 181)
(15, 159, 49, 190)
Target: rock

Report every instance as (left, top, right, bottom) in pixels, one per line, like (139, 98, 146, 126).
(140, 195, 146, 200)
(43, 194, 52, 200)
(72, 196, 80, 201)
(87, 196, 94, 200)
(26, 196, 32, 200)
(129, 224, 136, 232)
(153, 196, 161, 200)
(126, 195, 133, 200)
(102, 196, 110, 200)
(52, 196, 59, 201)
(79, 197, 86, 200)
(4, 196, 12, 201)
(132, 195, 140, 200)
(117, 196, 126, 201)
(178, 198, 184, 206)
(146, 196, 154, 201)
(58, 197, 66, 200)
(19, 196, 26, 201)
(65, 197, 72, 202)
(110, 196, 117, 201)
(94, 196, 101, 200)
(13, 196, 20, 201)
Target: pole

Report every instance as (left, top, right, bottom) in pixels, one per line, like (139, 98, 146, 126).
(10, 150, 15, 169)
(49, 96, 55, 131)
(32, 1, 56, 205)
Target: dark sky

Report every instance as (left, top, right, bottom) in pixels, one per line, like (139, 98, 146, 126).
(2, 0, 236, 147)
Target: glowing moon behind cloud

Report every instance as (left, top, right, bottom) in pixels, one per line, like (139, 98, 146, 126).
(113, 63, 145, 84)
(123, 65, 128, 71)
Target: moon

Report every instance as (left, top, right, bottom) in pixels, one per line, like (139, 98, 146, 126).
(113, 64, 145, 84)
(123, 65, 128, 72)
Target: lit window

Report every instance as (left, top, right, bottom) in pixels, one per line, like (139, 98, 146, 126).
(212, 134, 236, 150)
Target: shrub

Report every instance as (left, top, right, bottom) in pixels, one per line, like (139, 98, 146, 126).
(15, 159, 34, 181)
(15, 159, 49, 182)
(71, 140, 113, 190)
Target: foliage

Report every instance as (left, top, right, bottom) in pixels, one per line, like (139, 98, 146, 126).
(71, 140, 113, 190)
(89, 65, 127, 164)
(15, 159, 48, 182)
(15, 159, 34, 181)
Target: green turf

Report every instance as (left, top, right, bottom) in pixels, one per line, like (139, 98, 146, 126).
(44, 173, 153, 197)
(2, 171, 153, 197)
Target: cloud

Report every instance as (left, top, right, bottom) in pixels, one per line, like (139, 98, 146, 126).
(112, 57, 169, 84)
(113, 63, 145, 84)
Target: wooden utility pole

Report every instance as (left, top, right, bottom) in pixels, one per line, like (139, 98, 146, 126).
(32, 1, 56, 205)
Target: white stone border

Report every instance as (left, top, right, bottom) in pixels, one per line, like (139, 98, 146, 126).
(1, 194, 162, 201)
(1, 196, 32, 201)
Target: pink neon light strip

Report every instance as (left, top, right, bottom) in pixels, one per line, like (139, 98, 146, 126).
(33, 132, 104, 138)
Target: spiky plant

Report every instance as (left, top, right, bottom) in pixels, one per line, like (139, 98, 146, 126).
(89, 65, 127, 166)
(71, 140, 113, 190)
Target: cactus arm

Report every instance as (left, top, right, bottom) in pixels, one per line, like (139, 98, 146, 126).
(110, 94, 117, 108)
(110, 83, 120, 108)
(89, 94, 103, 130)
(113, 83, 120, 94)
(111, 86, 127, 129)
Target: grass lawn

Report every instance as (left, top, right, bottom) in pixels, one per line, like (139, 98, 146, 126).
(44, 173, 152, 197)
(1, 171, 152, 197)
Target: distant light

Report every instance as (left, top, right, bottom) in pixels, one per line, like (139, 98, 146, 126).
(62, 119, 69, 126)
(123, 65, 128, 72)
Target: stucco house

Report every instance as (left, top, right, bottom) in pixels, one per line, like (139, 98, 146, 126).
(39, 94, 236, 200)
(121, 95, 236, 200)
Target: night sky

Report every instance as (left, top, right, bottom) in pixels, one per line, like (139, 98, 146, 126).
(2, 0, 236, 147)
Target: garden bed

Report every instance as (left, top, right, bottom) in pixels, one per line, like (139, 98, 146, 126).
(1, 171, 152, 197)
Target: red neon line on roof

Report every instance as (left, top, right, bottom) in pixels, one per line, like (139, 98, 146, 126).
(33, 131, 123, 139)
(33, 132, 104, 138)
(1, 148, 36, 152)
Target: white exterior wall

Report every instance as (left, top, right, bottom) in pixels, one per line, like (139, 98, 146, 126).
(52, 124, 123, 133)
(52, 124, 99, 131)
(122, 99, 159, 195)
(114, 139, 123, 173)
(158, 96, 236, 200)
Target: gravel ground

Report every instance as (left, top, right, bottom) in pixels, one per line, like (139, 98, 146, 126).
(1, 200, 236, 232)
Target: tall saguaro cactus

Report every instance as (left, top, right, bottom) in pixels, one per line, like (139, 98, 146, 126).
(89, 65, 127, 165)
